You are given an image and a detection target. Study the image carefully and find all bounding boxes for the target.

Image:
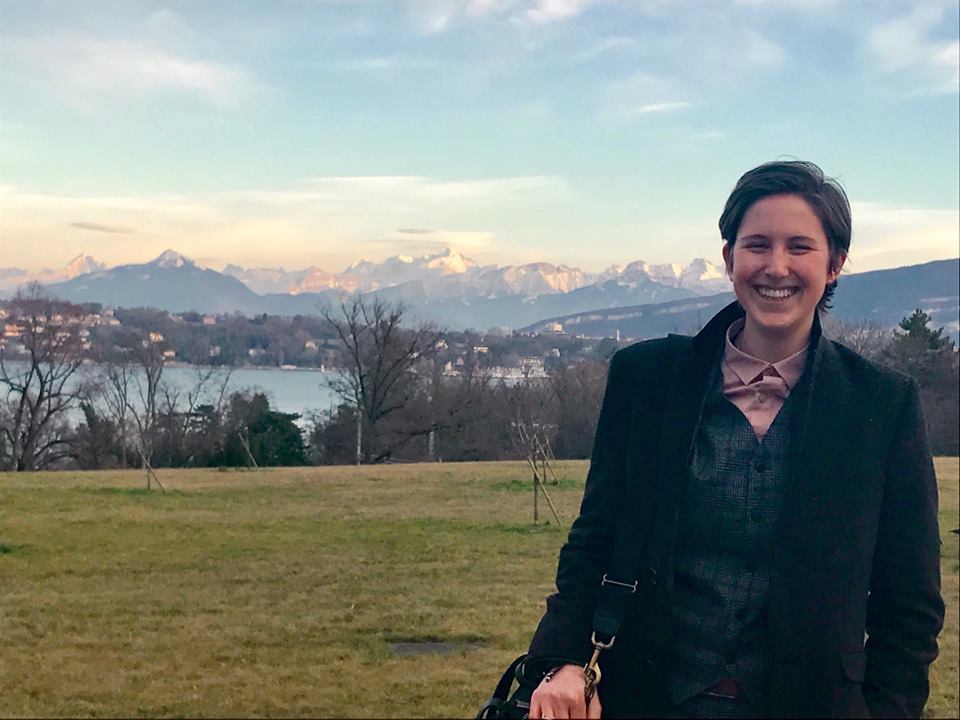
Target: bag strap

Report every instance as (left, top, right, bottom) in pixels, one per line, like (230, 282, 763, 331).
(589, 333, 690, 647)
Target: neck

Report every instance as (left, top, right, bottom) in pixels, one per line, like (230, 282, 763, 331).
(736, 316, 814, 363)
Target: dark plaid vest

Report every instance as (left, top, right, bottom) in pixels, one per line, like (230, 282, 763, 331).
(666, 364, 795, 711)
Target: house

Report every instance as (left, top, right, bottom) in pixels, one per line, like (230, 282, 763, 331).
(202, 315, 217, 326)
(304, 340, 318, 350)
(148, 331, 164, 343)
(209, 345, 222, 358)
(162, 349, 177, 359)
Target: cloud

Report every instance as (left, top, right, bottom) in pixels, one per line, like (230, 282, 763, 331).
(69, 221, 136, 234)
(324, 54, 439, 72)
(601, 73, 692, 120)
(743, 31, 786, 70)
(867, 5, 959, 94)
(525, 0, 601, 24)
(572, 37, 638, 63)
(408, 0, 604, 31)
(1, 32, 256, 110)
(397, 228, 436, 234)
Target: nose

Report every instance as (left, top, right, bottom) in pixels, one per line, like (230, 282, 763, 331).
(765, 246, 790, 280)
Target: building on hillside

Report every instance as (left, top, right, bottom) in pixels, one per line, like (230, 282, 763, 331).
(202, 315, 217, 326)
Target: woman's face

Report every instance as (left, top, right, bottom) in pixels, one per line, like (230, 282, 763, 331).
(722, 193, 843, 340)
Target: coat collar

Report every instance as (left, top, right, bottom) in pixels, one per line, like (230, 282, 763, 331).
(692, 300, 825, 359)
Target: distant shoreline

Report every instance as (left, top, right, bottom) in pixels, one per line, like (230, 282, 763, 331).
(164, 362, 330, 374)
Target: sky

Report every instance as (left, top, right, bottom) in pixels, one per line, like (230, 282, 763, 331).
(1, 0, 958, 276)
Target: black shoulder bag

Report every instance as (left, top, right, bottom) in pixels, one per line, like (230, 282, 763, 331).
(475, 335, 684, 720)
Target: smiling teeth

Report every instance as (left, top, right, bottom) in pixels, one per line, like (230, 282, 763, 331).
(757, 287, 796, 299)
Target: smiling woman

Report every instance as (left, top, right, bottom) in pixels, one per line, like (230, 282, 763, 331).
(521, 160, 945, 719)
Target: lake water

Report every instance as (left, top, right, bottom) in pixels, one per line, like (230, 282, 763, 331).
(3, 361, 342, 421)
(161, 365, 342, 418)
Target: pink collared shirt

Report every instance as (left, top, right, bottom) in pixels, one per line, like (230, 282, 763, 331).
(721, 318, 809, 440)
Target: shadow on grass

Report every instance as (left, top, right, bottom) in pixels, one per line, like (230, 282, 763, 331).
(492, 478, 582, 492)
(384, 632, 487, 656)
(492, 521, 565, 534)
(74, 487, 189, 497)
(0, 542, 29, 555)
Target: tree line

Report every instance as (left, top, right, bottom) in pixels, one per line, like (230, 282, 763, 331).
(0, 287, 956, 479)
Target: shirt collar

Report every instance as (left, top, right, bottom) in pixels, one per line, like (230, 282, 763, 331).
(724, 317, 809, 389)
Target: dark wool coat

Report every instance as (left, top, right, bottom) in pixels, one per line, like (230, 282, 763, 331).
(526, 301, 945, 718)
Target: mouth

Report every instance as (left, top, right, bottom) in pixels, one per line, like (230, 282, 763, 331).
(754, 285, 799, 300)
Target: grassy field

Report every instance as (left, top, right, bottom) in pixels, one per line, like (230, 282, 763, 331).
(1, 459, 957, 718)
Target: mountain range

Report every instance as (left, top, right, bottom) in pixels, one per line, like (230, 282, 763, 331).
(521, 258, 960, 341)
(3, 249, 957, 337)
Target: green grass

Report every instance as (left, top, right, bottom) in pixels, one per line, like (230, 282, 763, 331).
(0, 459, 956, 718)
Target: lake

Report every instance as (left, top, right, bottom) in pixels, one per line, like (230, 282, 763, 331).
(3, 361, 343, 422)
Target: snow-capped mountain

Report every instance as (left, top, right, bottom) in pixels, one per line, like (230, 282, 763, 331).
(152, 249, 193, 269)
(219, 249, 726, 299)
(0, 254, 106, 293)
(42, 251, 260, 314)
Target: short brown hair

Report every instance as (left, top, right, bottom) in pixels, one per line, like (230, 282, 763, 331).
(719, 160, 851, 311)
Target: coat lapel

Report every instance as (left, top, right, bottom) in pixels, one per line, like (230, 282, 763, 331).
(653, 301, 743, 591)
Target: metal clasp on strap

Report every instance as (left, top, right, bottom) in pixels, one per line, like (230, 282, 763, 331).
(584, 632, 614, 705)
(601, 573, 638, 593)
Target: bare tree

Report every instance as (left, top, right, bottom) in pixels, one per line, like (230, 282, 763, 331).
(822, 316, 891, 360)
(0, 286, 89, 470)
(122, 330, 168, 489)
(320, 294, 442, 463)
(92, 346, 136, 468)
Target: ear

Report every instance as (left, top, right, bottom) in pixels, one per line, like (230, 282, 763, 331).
(722, 242, 734, 277)
(829, 252, 847, 282)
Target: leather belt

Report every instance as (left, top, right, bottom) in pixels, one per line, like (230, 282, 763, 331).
(704, 677, 741, 700)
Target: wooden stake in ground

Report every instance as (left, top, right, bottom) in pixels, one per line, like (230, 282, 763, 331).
(138, 448, 165, 493)
(238, 428, 259, 469)
(522, 454, 561, 525)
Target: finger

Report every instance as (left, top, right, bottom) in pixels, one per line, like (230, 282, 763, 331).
(529, 694, 543, 719)
(587, 694, 603, 719)
(538, 700, 557, 720)
(569, 690, 587, 719)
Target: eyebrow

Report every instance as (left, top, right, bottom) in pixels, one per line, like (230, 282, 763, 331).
(739, 234, 820, 243)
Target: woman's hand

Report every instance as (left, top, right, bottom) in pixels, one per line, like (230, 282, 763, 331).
(529, 663, 602, 719)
